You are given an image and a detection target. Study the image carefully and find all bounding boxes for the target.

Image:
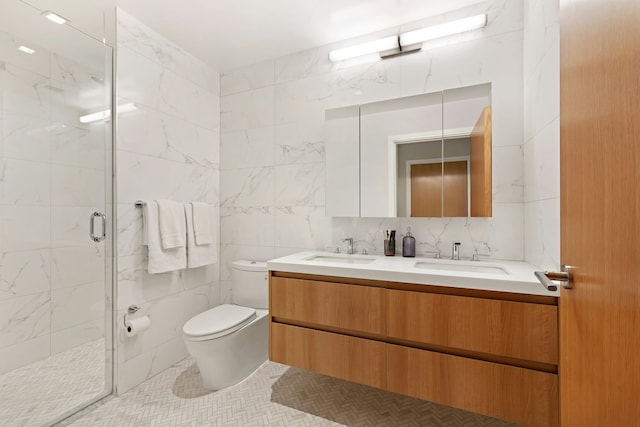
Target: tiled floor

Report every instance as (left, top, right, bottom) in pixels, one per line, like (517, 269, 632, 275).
(62, 358, 518, 427)
(0, 339, 106, 427)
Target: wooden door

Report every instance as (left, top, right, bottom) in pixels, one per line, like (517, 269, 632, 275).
(560, 0, 640, 425)
(411, 161, 467, 217)
(443, 161, 468, 217)
(410, 162, 442, 217)
(470, 106, 491, 217)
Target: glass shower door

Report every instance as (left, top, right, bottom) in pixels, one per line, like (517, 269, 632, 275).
(0, 1, 113, 426)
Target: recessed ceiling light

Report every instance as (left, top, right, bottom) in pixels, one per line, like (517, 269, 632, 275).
(42, 10, 68, 25)
(18, 45, 35, 54)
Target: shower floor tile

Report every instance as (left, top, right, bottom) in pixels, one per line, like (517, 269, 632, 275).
(0, 339, 105, 427)
(61, 358, 517, 427)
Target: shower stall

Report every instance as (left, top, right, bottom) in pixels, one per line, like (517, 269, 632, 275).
(0, 1, 114, 425)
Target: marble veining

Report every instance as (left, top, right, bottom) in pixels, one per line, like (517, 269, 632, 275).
(117, 10, 219, 94)
(221, 127, 275, 170)
(220, 167, 274, 208)
(0, 291, 50, 349)
(0, 26, 109, 373)
(221, 59, 274, 96)
(0, 250, 50, 300)
(275, 162, 325, 207)
(220, 206, 275, 246)
(114, 9, 221, 394)
(523, 0, 560, 270)
(276, 121, 325, 165)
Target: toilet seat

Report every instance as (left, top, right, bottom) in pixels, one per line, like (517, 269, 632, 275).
(183, 304, 257, 342)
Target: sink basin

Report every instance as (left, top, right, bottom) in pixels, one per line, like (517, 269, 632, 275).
(414, 260, 509, 275)
(304, 255, 376, 265)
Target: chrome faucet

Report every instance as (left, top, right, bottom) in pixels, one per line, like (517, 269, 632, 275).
(452, 242, 461, 260)
(342, 237, 354, 255)
(424, 250, 442, 259)
(471, 250, 490, 261)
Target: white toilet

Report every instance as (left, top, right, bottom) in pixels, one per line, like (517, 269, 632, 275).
(182, 260, 269, 390)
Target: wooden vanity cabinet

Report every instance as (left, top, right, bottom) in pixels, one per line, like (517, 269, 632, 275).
(387, 289, 558, 366)
(270, 323, 386, 389)
(269, 272, 559, 427)
(270, 276, 386, 336)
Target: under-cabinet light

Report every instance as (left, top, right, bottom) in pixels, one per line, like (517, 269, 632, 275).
(328, 13, 488, 62)
(42, 11, 68, 25)
(18, 45, 35, 54)
(79, 103, 137, 124)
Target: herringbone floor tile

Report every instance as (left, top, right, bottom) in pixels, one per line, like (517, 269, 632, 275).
(60, 359, 519, 426)
(0, 339, 105, 427)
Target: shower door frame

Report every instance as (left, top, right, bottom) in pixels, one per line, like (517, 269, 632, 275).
(45, 37, 117, 427)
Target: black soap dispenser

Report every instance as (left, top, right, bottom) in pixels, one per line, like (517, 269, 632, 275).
(402, 227, 416, 257)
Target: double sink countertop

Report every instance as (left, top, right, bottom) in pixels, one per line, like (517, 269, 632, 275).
(267, 251, 559, 297)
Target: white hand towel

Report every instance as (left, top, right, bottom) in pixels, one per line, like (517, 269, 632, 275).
(185, 203, 217, 268)
(156, 199, 186, 249)
(142, 201, 187, 274)
(191, 202, 213, 245)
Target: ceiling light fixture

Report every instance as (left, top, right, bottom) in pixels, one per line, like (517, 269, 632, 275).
(42, 10, 69, 25)
(328, 14, 488, 62)
(18, 45, 35, 54)
(79, 103, 137, 124)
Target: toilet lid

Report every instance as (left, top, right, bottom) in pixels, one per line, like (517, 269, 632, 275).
(183, 304, 257, 340)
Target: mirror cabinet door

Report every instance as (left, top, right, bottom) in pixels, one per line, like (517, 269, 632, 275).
(325, 106, 360, 217)
(360, 92, 443, 217)
(324, 83, 492, 219)
(442, 84, 492, 218)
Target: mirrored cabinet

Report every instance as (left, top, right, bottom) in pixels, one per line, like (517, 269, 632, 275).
(325, 83, 492, 218)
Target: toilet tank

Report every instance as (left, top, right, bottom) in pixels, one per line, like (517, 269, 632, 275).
(231, 260, 268, 309)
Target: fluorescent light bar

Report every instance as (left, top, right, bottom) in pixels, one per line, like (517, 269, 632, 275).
(400, 14, 487, 46)
(328, 14, 488, 63)
(79, 103, 137, 124)
(18, 45, 35, 54)
(42, 11, 68, 25)
(329, 36, 398, 62)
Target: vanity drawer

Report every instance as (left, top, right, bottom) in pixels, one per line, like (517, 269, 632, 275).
(386, 344, 558, 427)
(387, 289, 558, 365)
(270, 323, 386, 389)
(270, 276, 385, 336)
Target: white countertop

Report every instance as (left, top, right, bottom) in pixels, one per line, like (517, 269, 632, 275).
(267, 251, 559, 297)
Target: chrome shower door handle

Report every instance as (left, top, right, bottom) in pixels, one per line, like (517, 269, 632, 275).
(90, 211, 106, 242)
(534, 265, 575, 291)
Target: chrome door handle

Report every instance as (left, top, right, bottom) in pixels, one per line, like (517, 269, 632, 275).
(90, 211, 106, 242)
(534, 265, 575, 291)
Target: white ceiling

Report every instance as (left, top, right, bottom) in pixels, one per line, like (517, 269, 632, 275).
(20, 0, 485, 72)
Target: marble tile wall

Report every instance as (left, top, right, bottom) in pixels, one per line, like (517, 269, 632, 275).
(523, 0, 560, 269)
(114, 10, 220, 394)
(0, 29, 109, 374)
(220, 0, 525, 290)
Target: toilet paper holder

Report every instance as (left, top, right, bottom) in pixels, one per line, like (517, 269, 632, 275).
(123, 304, 141, 327)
